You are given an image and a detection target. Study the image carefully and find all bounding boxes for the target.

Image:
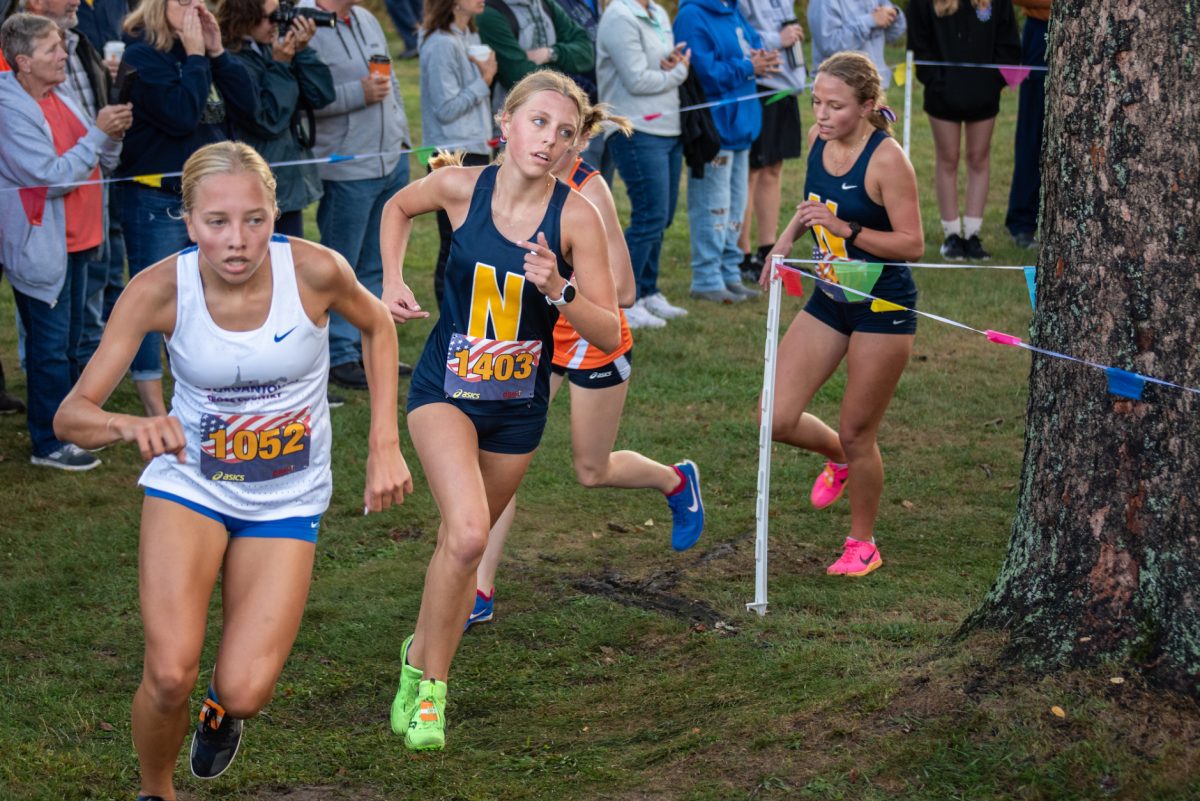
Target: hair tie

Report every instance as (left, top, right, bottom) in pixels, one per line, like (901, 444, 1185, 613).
(877, 104, 897, 123)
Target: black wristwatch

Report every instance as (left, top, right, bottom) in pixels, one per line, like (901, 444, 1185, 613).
(545, 281, 576, 306)
(845, 221, 863, 246)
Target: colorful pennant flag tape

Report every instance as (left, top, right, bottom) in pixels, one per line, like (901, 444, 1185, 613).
(777, 260, 1200, 399)
(1024, 266, 1037, 308)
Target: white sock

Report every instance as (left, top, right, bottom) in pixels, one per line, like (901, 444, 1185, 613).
(963, 216, 983, 239)
(848, 536, 876, 545)
(941, 218, 961, 238)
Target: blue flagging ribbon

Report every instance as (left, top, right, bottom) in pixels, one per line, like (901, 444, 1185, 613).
(1106, 368, 1146, 400)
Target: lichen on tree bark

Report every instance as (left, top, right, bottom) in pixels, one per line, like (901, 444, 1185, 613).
(963, 0, 1200, 696)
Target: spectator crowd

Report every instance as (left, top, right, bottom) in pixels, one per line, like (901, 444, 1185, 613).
(0, 0, 1047, 470)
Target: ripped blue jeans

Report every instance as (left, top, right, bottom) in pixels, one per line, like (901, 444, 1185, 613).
(685, 148, 749, 293)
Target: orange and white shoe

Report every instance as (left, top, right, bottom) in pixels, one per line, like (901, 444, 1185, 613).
(826, 537, 882, 577)
(810, 461, 849, 509)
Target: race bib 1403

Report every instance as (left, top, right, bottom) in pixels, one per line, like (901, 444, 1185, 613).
(444, 332, 541, 401)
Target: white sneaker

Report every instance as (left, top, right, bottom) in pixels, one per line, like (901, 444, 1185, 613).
(624, 302, 667, 329)
(640, 293, 688, 319)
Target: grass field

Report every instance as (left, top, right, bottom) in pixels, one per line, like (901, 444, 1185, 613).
(2, 33, 1199, 801)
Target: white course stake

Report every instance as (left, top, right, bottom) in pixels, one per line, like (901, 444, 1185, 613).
(903, 50, 914, 157)
(747, 256, 784, 616)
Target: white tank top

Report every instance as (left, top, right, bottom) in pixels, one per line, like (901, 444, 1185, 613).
(139, 236, 333, 520)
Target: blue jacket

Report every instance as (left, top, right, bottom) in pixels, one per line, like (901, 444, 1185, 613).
(672, 0, 762, 151)
(115, 38, 257, 188)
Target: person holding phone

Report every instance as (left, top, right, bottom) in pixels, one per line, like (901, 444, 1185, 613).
(595, 0, 690, 328)
(736, 0, 807, 284)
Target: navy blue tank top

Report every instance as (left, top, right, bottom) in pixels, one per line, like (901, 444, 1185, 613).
(409, 164, 572, 418)
(804, 129, 915, 303)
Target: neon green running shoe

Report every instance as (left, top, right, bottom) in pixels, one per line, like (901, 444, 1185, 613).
(405, 678, 448, 751)
(389, 634, 423, 735)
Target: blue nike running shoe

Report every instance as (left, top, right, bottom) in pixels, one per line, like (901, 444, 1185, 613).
(464, 589, 494, 631)
(666, 460, 704, 551)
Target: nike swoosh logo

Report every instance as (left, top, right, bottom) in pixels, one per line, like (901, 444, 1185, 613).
(686, 482, 699, 513)
(310, 521, 319, 528)
(892, 318, 906, 325)
(841, 182, 858, 190)
(274, 327, 298, 343)
(859, 549, 877, 565)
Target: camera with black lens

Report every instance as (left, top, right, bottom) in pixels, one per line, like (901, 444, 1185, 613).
(269, 0, 337, 37)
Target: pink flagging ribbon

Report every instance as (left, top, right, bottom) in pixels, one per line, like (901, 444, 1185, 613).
(999, 66, 1031, 88)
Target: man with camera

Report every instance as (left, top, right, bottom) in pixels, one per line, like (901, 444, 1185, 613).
(301, 0, 414, 390)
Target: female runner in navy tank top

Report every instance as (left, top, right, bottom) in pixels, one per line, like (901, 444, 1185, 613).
(759, 52, 925, 579)
(379, 71, 622, 751)
(54, 142, 413, 798)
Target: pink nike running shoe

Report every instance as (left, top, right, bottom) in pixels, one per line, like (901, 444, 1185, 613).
(827, 537, 882, 577)
(810, 461, 849, 509)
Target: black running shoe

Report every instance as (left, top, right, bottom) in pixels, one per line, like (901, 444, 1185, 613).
(189, 698, 243, 779)
(939, 234, 967, 260)
(963, 234, 991, 260)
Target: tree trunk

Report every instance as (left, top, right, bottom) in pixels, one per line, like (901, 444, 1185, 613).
(964, 0, 1200, 695)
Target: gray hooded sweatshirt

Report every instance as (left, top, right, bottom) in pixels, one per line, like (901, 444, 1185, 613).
(0, 72, 121, 304)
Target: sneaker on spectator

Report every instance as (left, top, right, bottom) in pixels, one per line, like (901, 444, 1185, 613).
(327, 391, 346, 409)
(1010, 231, 1039, 250)
(0, 391, 25, 415)
(939, 234, 967, 260)
(640, 293, 687, 319)
(329, 361, 369, 390)
(31, 444, 100, 472)
(625, 302, 667, 329)
(963, 235, 991, 260)
(690, 288, 744, 304)
(741, 251, 765, 284)
(725, 280, 761, 299)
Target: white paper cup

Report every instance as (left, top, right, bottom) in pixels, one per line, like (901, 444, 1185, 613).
(467, 44, 492, 60)
(103, 41, 125, 62)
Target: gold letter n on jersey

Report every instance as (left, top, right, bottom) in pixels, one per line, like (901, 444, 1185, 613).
(468, 263, 524, 340)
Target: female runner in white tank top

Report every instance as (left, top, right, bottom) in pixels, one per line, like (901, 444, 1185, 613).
(54, 142, 413, 801)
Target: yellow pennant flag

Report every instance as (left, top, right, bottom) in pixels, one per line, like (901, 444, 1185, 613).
(893, 63, 907, 87)
(871, 298, 907, 313)
(133, 174, 164, 189)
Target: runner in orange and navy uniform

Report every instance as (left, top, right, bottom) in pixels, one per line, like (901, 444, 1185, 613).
(468, 136, 706, 633)
(550, 155, 634, 388)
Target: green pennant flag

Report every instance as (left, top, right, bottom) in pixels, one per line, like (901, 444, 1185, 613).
(415, 146, 436, 167)
(764, 89, 793, 106)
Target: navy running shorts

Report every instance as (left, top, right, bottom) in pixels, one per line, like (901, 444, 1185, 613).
(407, 393, 547, 455)
(551, 350, 633, 389)
(803, 284, 919, 336)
